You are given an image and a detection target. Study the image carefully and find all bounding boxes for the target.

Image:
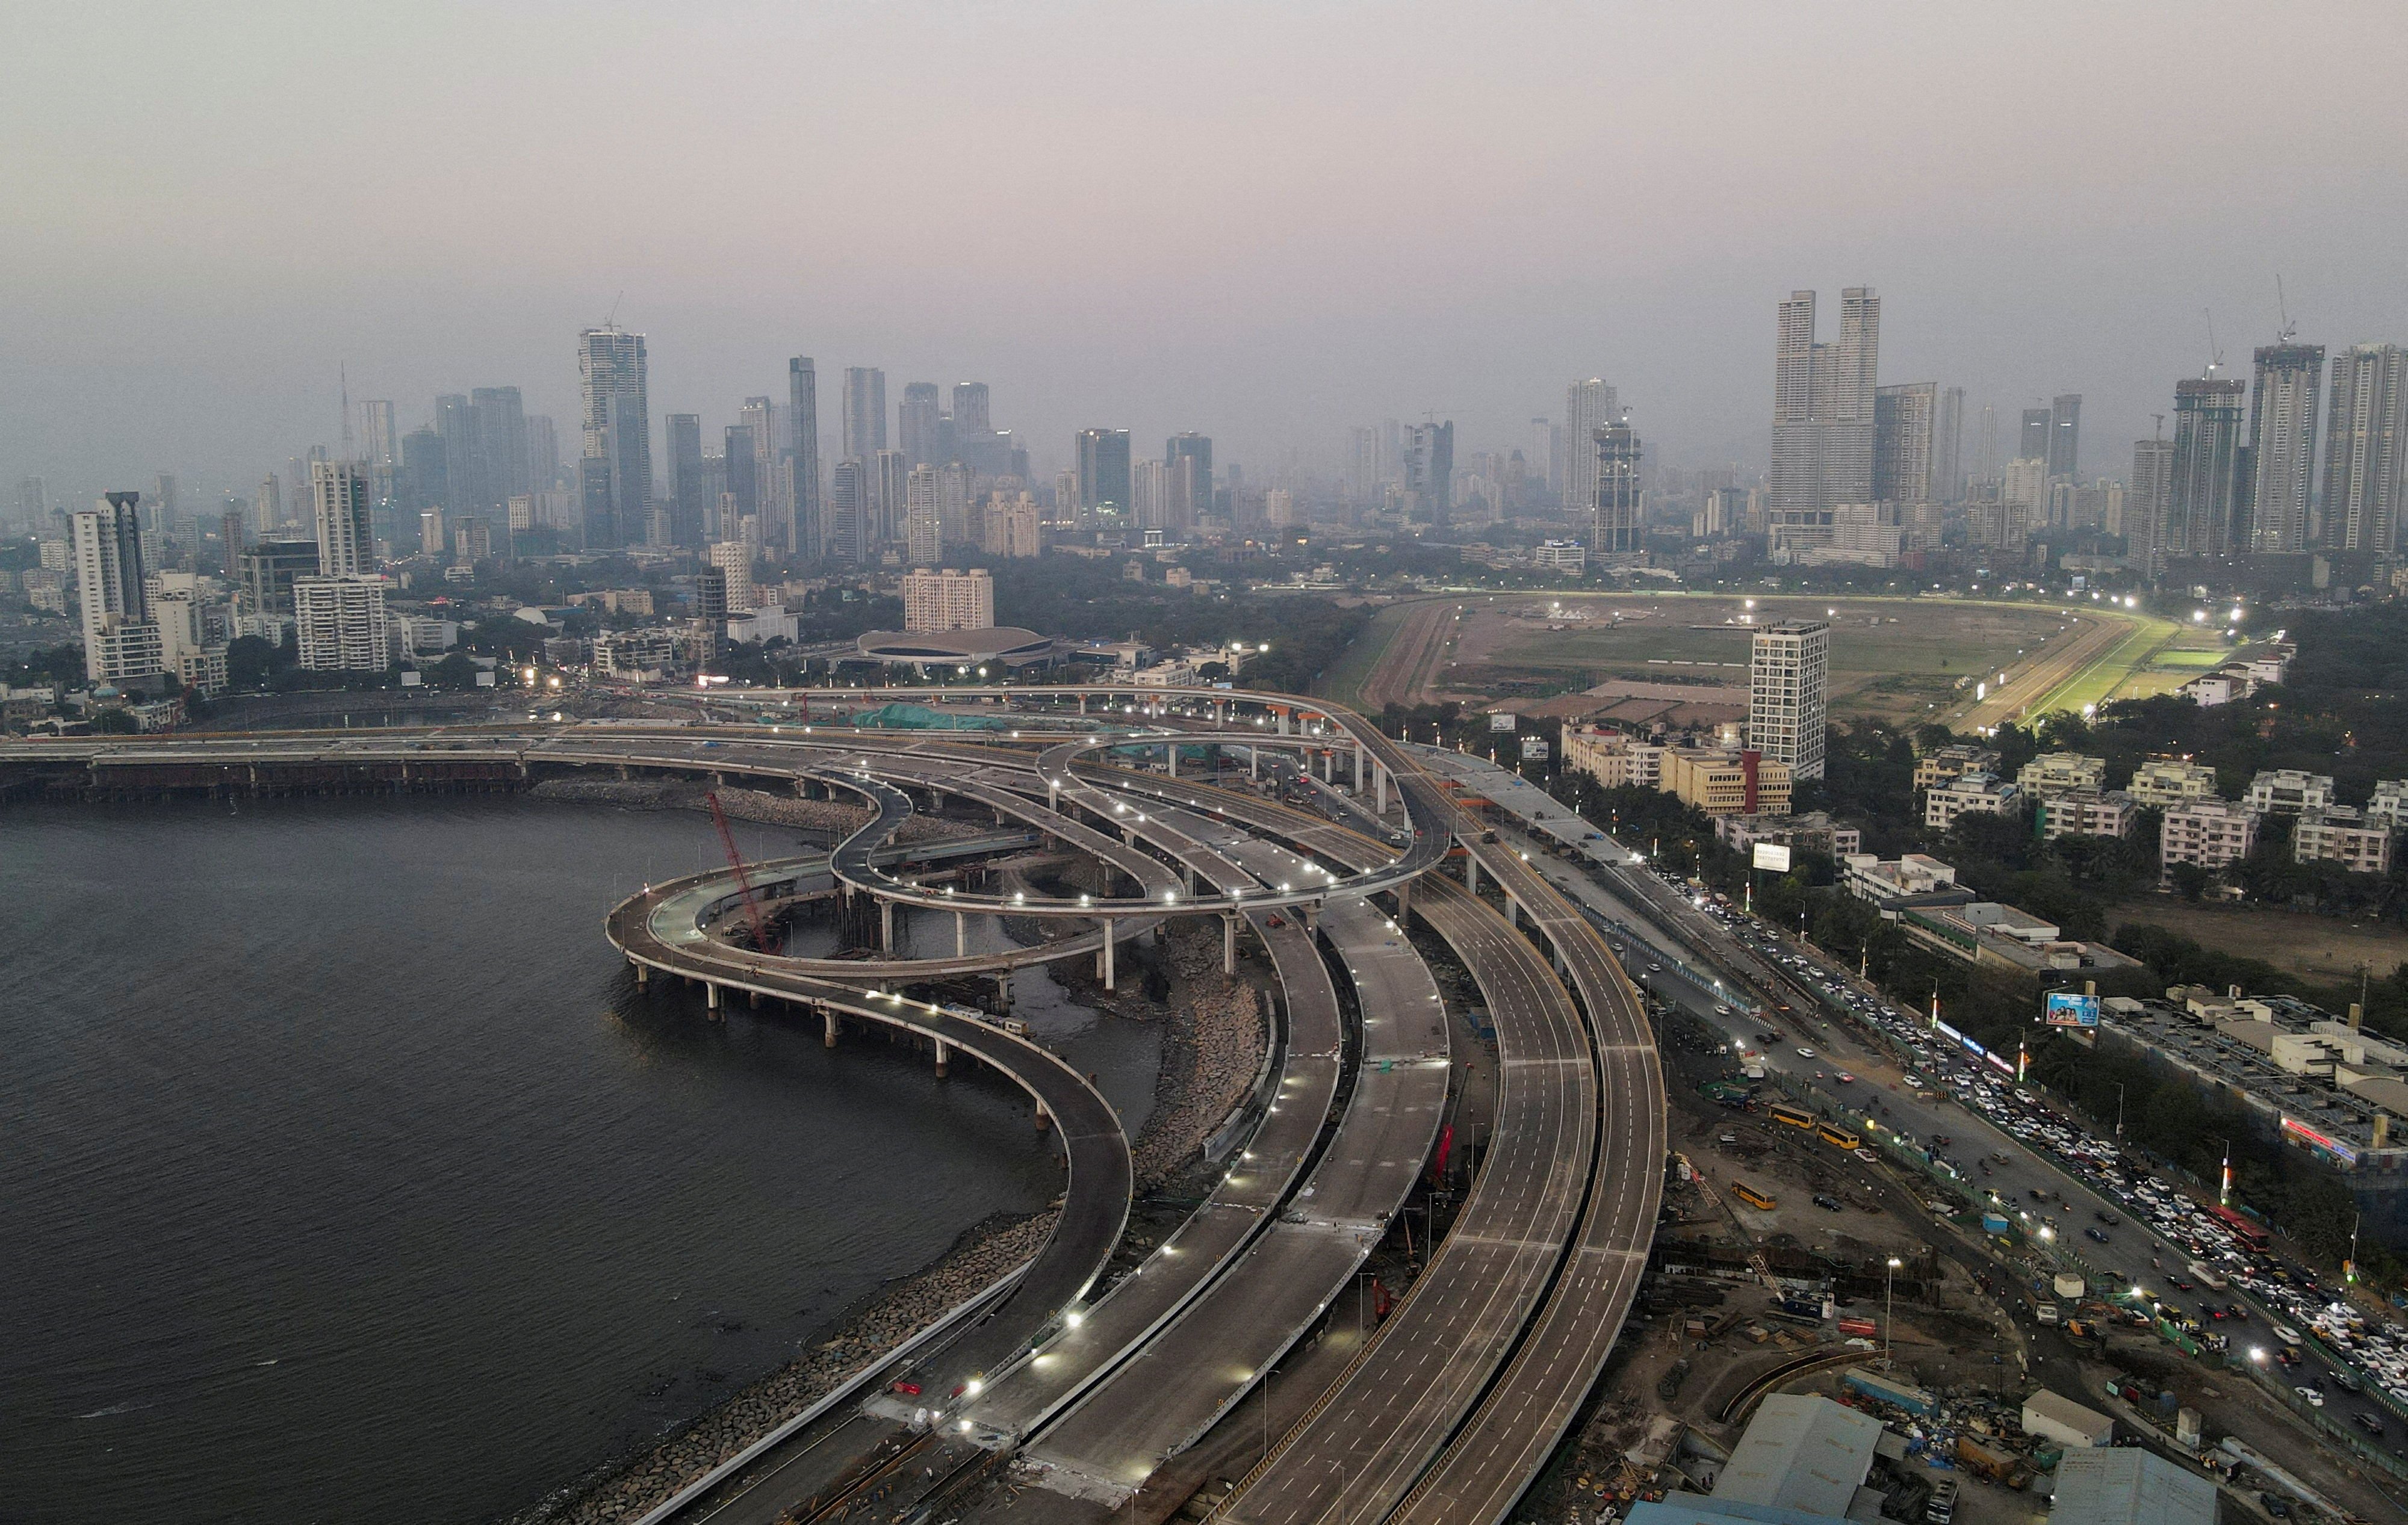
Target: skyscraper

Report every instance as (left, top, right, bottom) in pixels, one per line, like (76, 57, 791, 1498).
(740, 397, 777, 543)
(292, 575, 391, 672)
(1166, 433, 1212, 528)
(1562, 379, 1619, 515)
(1749, 619, 1829, 782)
(577, 326, 651, 547)
(843, 367, 887, 463)
(1769, 288, 1878, 552)
(435, 393, 476, 516)
(904, 463, 942, 565)
(1132, 459, 1170, 530)
(2018, 408, 2052, 462)
(952, 382, 991, 439)
(723, 425, 757, 524)
(1592, 419, 1642, 555)
(72, 492, 163, 684)
(2047, 394, 2082, 478)
(664, 414, 706, 548)
(1873, 383, 1938, 504)
(470, 385, 529, 510)
(2321, 343, 2408, 555)
(788, 357, 823, 555)
(2164, 377, 2247, 561)
(2127, 436, 2176, 578)
(2248, 343, 2324, 554)
(1403, 421, 1453, 524)
(1935, 386, 1966, 502)
(899, 382, 943, 467)
(1078, 428, 1132, 521)
(873, 448, 910, 548)
(829, 458, 867, 565)
(526, 414, 559, 487)
(309, 460, 373, 577)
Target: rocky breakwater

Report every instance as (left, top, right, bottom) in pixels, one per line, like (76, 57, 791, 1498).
(510, 1210, 1060, 1525)
(1129, 925, 1270, 1190)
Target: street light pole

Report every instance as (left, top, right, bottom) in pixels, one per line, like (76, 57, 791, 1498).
(1885, 1256, 1904, 1369)
(2113, 1083, 2126, 1139)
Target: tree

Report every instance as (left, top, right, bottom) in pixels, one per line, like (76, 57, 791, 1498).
(429, 651, 480, 689)
(94, 708, 140, 734)
(2167, 862, 2214, 902)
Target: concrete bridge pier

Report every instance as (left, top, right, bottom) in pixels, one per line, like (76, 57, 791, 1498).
(1303, 901, 1321, 932)
(1376, 764, 1388, 815)
(994, 971, 1012, 1009)
(706, 981, 722, 1014)
(749, 988, 762, 1007)
(955, 911, 968, 957)
(824, 1009, 839, 1048)
(631, 958, 648, 988)
(1506, 895, 1521, 929)
(880, 898, 896, 951)
(1277, 710, 1289, 735)
(1035, 1103, 1050, 1133)
(1354, 742, 1365, 788)
(1222, 912, 1238, 974)
(1395, 876, 1413, 924)
(1100, 922, 1117, 990)
(1249, 746, 1260, 780)
(935, 1037, 952, 1079)
(1463, 852, 1479, 896)
(1078, 694, 1088, 715)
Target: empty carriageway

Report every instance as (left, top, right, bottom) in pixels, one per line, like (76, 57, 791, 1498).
(1385, 838, 1667, 1525)
(1209, 869, 1593, 1525)
(1014, 850, 1450, 1509)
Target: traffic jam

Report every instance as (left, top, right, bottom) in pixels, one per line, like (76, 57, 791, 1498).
(1633, 856, 2408, 1438)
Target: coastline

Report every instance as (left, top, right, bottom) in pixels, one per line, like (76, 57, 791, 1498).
(504, 922, 1268, 1524)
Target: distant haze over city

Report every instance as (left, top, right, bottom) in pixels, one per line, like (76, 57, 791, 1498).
(7, 1, 2406, 496)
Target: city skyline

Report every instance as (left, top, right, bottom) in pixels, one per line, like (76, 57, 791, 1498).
(8, 5, 2406, 495)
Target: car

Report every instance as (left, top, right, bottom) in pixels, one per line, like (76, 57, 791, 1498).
(2169, 1278, 2194, 1291)
(2327, 1369, 2362, 1393)
(1757, 1032, 1784, 1045)
(2094, 1210, 2118, 1225)
(2354, 1411, 2385, 1436)
(2085, 1228, 2111, 1244)
(1835, 1071, 1856, 1084)
(2276, 1348, 2302, 1369)
(1797, 1048, 1816, 1059)
(1813, 1194, 1843, 1211)
(2295, 1385, 2325, 1407)
(1648, 963, 1664, 973)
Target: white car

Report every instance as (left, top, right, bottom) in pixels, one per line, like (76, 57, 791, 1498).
(2295, 1385, 2324, 1407)
(1797, 1048, 1816, 1059)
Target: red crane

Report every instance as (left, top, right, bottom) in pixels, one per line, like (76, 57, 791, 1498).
(706, 790, 775, 952)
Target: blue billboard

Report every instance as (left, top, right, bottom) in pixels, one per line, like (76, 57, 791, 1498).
(2043, 991, 2101, 1028)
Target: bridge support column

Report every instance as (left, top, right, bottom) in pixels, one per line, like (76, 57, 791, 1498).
(1277, 710, 1289, 735)
(749, 988, 762, 1007)
(631, 958, 647, 988)
(1165, 740, 1177, 779)
(706, 981, 722, 1013)
(1463, 853, 1479, 896)
(1049, 779, 1060, 812)
(1101, 922, 1117, 990)
(1035, 1103, 1050, 1133)
(1354, 742, 1365, 788)
(1303, 901, 1321, 932)
(1395, 877, 1413, 926)
(1249, 746, 1259, 780)
(1223, 912, 1238, 973)
(935, 1038, 951, 1078)
(995, 972, 1012, 1009)
(1078, 694, 1088, 715)
(824, 1008, 839, 1047)
(1506, 896, 1521, 928)
(955, 912, 967, 957)
(880, 899, 895, 951)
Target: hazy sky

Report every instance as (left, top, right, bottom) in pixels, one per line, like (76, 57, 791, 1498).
(8, 1, 2406, 504)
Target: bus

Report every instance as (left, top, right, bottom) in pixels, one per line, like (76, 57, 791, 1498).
(2208, 1205, 2271, 1255)
(1769, 1103, 1815, 1130)
(1733, 1181, 1778, 1211)
(1818, 1124, 1863, 1151)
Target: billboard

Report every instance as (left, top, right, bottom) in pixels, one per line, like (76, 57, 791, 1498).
(1751, 842, 1793, 873)
(2043, 991, 2101, 1029)
(1519, 737, 1550, 761)
(1488, 711, 1518, 732)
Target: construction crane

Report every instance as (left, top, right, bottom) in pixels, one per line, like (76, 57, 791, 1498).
(707, 790, 775, 952)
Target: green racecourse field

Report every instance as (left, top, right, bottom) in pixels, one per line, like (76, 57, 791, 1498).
(1317, 589, 2193, 728)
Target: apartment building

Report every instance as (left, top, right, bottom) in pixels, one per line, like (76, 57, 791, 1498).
(1562, 726, 1665, 789)
(2127, 755, 2221, 808)
(1913, 743, 1998, 791)
(2294, 807, 2394, 876)
(2036, 790, 2140, 841)
(2016, 752, 2106, 797)
(1926, 770, 2021, 829)
(1662, 747, 1792, 815)
(2245, 769, 2336, 815)
(2160, 799, 2260, 882)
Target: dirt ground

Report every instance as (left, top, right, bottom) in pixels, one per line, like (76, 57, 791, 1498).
(2112, 900, 2408, 986)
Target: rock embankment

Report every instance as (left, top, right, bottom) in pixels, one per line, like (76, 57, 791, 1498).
(527, 778, 979, 843)
(1129, 930, 1268, 1189)
(511, 1210, 1058, 1525)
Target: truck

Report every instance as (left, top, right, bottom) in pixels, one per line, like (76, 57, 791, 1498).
(2186, 1261, 2228, 1290)
(1953, 1435, 2033, 1489)
(2053, 1273, 2087, 1301)
(2036, 1302, 2061, 1325)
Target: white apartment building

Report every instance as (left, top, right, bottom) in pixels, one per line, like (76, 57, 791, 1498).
(72, 496, 165, 685)
(2016, 752, 2106, 796)
(2127, 755, 2220, 807)
(2036, 790, 2138, 840)
(1562, 726, 1665, 789)
(2160, 799, 2259, 880)
(2244, 769, 2335, 815)
(2294, 808, 2394, 876)
(594, 627, 680, 678)
(2366, 779, 2408, 831)
(1531, 539, 1586, 571)
(901, 567, 995, 633)
(1749, 619, 1829, 781)
(1913, 743, 1998, 790)
(1843, 853, 1958, 902)
(292, 576, 394, 672)
(1926, 770, 2020, 829)
(707, 542, 756, 613)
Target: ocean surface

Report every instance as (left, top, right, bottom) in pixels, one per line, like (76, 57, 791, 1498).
(0, 796, 1158, 1524)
